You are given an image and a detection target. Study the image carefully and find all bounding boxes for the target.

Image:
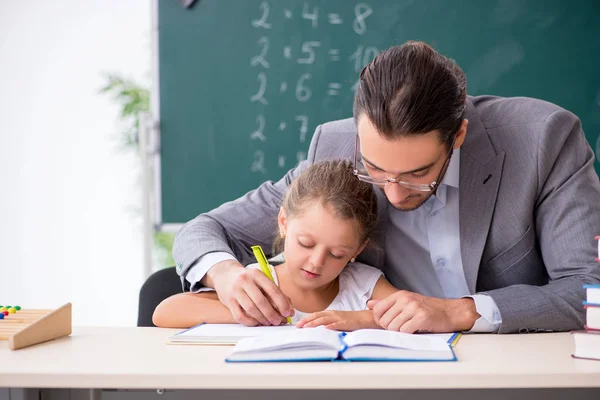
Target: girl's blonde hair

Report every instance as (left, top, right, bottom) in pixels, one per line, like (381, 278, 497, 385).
(274, 159, 378, 253)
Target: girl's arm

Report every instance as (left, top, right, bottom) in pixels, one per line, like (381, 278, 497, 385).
(152, 291, 236, 328)
(369, 276, 400, 301)
(297, 277, 400, 331)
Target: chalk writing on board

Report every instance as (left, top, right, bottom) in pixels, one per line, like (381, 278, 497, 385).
(328, 83, 341, 96)
(297, 41, 321, 64)
(302, 3, 319, 28)
(328, 13, 343, 25)
(351, 45, 380, 72)
(328, 49, 340, 61)
(249, 1, 379, 173)
(296, 73, 312, 102)
(250, 72, 268, 105)
(252, 1, 272, 29)
(250, 115, 267, 142)
(251, 150, 267, 173)
(353, 4, 373, 35)
(295, 115, 309, 143)
(349, 45, 380, 93)
(251, 37, 270, 69)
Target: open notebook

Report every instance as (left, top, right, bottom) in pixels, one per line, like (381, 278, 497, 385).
(225, 327, 460, 362)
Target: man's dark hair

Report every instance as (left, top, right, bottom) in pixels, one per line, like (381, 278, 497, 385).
(353, 41, 467, 144)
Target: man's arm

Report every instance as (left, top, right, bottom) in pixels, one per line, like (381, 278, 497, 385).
(483, 110, 600, 333)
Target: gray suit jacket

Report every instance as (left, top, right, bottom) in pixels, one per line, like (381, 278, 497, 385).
(173, 95, 600, 333)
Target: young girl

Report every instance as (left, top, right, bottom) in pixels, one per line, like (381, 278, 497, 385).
(153, 160, 399, 330)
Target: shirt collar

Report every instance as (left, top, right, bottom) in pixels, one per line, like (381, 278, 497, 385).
(440, 148, 460, 189)
(426, 149, 460, 210)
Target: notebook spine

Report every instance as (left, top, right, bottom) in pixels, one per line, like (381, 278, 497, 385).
(338, 332, 348, 355)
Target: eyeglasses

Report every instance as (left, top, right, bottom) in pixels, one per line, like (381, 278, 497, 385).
(353, 132, 456, 192)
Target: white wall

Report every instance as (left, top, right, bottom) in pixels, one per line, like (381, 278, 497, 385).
(0, 1, 151, 326)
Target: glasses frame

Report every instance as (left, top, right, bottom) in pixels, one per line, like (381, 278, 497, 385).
(353, 132, 456, 192)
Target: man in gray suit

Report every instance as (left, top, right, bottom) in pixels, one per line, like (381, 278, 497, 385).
(173, 41, 600, 333)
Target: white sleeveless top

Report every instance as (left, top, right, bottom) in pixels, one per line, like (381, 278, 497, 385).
(247, 259, 383, 324)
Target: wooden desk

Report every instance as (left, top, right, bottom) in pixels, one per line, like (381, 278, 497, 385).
(1, 327, 599, 398)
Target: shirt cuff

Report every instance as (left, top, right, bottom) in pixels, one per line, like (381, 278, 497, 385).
(185, 252, 236, 293)
(463, 294, 502, 333)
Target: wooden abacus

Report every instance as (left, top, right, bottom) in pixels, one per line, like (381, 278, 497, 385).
(0, 303, 72, 350)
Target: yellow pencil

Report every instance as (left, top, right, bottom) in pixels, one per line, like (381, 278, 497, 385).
(251, 245, 293, 325)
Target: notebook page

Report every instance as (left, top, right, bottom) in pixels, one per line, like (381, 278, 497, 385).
(232, 327, 342, 353)
(343, 329, 450, 351)
(341, 345, 455, 361)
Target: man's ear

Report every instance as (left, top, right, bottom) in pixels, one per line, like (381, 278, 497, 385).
(454, 118, 469, 149)
(277, 207, 287, 238)
(354, 238, 369, 258)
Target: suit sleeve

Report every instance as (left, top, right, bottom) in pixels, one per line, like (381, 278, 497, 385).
(482, 110, 600, 333)
(172, 125, 324, 287)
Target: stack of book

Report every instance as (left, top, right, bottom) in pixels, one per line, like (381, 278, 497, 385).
(571, 236, 600, 361)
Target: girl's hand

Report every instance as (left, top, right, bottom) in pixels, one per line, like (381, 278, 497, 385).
(296, 310, 379, 331)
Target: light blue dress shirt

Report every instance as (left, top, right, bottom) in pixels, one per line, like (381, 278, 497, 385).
(382, 150, 501, 332)
(185, 150, 502, 332)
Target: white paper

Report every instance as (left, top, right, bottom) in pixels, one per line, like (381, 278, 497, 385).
(232, 327, 341, 353)
(343, 329, 452, 351)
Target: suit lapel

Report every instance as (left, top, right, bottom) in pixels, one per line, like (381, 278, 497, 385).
(460, 100, 505, 293)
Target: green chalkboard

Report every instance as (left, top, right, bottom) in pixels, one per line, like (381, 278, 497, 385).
(157, 0, 600, 226)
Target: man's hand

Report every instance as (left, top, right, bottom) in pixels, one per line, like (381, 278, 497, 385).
(367, 291, 480, 333)
(296, 310, 378, 331)
(206, 260, 294, 326)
